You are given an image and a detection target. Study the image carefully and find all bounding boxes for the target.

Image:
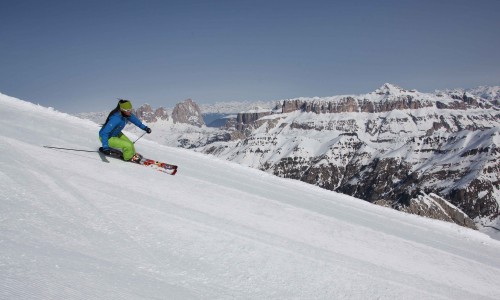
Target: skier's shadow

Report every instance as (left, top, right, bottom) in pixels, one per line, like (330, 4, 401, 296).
(98, 152, 110, 163)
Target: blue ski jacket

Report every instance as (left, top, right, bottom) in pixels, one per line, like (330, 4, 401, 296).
(99, 111, 147, 149)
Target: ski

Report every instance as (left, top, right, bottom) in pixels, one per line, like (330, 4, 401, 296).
(141, 159, 178, 175)
(107, 149, 178, 175)
(44, 145, 178, 175)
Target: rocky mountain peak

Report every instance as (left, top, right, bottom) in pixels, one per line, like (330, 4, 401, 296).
(370, 83, 419, 98)
(135, 103, 169, 123)
(172, 99, 205, 127)
(376, 83, 404, 94)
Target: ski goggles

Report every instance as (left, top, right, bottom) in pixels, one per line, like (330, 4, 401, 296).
(121, 108, 132, 113)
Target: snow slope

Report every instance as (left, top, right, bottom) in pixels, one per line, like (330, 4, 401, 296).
(2, 92, 500, 299)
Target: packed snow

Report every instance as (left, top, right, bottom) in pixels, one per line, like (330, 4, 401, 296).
(2, 92, 500, 299)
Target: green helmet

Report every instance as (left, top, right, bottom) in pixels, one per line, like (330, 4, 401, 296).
(118, 99, 132, 111)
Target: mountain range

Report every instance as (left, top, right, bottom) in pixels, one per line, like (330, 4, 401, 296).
(77, 83, 500, 231)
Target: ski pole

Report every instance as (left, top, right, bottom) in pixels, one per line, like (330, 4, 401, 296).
(43, 146, 98, 152)
(133, 132, 147, 144)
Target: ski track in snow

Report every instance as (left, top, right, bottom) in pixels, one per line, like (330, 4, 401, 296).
(2, 94, 500, 299)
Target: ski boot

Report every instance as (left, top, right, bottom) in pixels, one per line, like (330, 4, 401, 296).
(130, 153, 143, 164)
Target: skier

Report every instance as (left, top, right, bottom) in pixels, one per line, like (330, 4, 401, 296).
(99, 99, 152, 162)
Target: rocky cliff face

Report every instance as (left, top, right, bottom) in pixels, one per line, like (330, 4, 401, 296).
(282, 83, 493, 115)
(172, 99, 205, 127)
(375, 193, 477, 229)
(236, 110, 273, 132)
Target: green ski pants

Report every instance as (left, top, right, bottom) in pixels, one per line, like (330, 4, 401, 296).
(100, 133, 136, 160)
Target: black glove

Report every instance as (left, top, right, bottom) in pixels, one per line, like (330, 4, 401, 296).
(145, 127, 152, 134)
(99, 147, 111, 155)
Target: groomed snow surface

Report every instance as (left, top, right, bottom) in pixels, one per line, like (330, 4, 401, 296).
(1, 93, 500, 299)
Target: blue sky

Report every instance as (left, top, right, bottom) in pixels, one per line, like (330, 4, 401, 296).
(1, 0, 499, 113)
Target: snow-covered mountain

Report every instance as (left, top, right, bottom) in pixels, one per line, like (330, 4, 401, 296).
(192, 83, 500, 229)
(75, 84, 500, 230)
(3, 91, 500, 299)
(438, 86, 500, 106)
